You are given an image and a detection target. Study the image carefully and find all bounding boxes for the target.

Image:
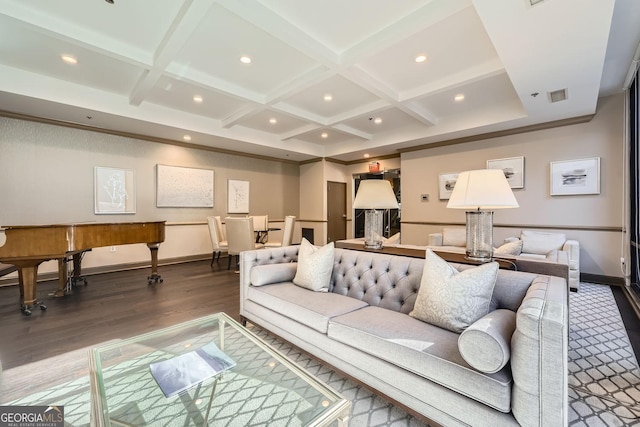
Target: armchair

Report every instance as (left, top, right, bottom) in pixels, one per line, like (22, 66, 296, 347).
(505, 230, 580, 291)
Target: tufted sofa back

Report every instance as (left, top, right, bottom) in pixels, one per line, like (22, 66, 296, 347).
(331, 248, 423, 313)
(240, 246, 537, 314)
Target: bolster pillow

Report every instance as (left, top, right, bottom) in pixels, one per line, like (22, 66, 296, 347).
(458, 309, 517, 373)
(250, 263, 298, 287)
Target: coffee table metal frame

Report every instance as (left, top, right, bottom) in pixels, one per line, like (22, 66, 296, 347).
(89, 312, 350, 426)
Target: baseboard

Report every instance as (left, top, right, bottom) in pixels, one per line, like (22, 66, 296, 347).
(0, 254, 211, 288)
(581, 273, 625, 286)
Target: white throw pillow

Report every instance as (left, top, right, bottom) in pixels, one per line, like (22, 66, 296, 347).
(442, 227, 466, 247)
(458, 309, 516, 373)
(520, 230, 566, 255)
(293, 238, 334, 292)
(494, 240, 523, 256)
(250, 263, 297, 287)
(410, 249, 499, 333)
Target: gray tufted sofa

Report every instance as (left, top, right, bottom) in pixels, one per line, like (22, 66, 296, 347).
(239, 246, 568, 427)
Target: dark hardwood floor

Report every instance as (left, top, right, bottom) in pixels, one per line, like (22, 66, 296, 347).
(0, 259, 240, 370)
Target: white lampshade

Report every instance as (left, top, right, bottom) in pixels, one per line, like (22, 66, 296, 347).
(447, 169, 519, 210)
(353, 180, 399, 209)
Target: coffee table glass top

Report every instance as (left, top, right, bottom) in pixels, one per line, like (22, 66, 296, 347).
(90, 312, 350, 426)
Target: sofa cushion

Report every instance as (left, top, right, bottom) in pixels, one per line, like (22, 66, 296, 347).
(458, 309, 517, 374)
(293, 238, 334, 292)
(410, 250, 499, 333)
(442, 227, 466, 247)
(494, 240, 522, 256)
(520, 230, 566, 255)
(328, 306, 513, 412)
(250, 263, 297, 286)
(247, 282, 368, 333)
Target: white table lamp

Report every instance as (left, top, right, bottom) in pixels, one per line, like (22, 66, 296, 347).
(353, 180, 399, 249)
(447, 169, 519, 262)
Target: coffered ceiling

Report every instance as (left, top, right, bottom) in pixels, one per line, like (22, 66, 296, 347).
(0, 0, 639, 162)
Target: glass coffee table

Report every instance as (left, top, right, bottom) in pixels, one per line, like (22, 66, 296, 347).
(89, 313, 350, 426)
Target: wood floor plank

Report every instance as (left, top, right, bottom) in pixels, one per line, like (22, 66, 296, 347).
(0, 260, 240, 370)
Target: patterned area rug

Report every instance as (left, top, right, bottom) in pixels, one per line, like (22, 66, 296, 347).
(568, 283, 640, 426)
(1, 283, 639, 426)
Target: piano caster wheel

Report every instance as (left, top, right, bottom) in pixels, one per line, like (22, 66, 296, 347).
(147, 275, 163, 285)
(20, 302, 46, 316)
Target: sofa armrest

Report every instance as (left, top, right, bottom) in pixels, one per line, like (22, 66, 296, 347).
(511, 275, 568, 427)
(428, 233, 443, 246)
(562, 240, 580, 265)
(239, 246, 300, 317)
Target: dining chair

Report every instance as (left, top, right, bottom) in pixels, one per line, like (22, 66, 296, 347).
(206, 216, 228, 265)
(214, 216, 226, 243)
(265, 215, 296, 248)
(225, 217, 264, 270)
(251, 215, 269, 232)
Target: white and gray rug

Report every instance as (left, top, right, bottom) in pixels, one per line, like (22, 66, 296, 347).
(1, 282, 639, 426)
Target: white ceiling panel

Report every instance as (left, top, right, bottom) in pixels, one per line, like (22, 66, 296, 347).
(145, 76, 248, 120)
(237, 109, 309, 135)
(0, 0, 638, 162)
(356, 6, 500, 95)
(171, 3, 319, 96)
(279, 74, 380, 119)
(0, 15, 144, 96)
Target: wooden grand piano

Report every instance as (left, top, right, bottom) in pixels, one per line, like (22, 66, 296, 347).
(0, 221, 165, 315)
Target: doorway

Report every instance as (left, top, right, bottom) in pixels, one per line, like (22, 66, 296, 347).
(353, 169, 400, 239)
(327, 181, 346, 243)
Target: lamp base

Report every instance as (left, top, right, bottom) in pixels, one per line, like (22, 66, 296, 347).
(363, 209, 384, 250)
(465, 210, 494, 264)
(464, 253, 493, 263)
(363, 241, 384, 250)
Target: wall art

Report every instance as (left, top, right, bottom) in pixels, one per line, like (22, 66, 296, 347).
(487, 156, 524, 189)
(94, 166, 136, 214)
(156, 164, 214, 207)
(550, 157, 600, 196)
(438, 173, 459, 200)
(228, 179, 249, 213)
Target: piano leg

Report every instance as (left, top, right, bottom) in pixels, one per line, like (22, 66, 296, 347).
(147, 243, 163, 285)
(15, 261, 47, 316)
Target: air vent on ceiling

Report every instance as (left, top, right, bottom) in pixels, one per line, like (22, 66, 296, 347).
(548, 89, 567, 103)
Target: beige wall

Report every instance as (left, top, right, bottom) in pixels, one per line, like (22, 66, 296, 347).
(401, 94, 625, 277)
(0, 92, 627, 280)
(0, 117, 300, 275)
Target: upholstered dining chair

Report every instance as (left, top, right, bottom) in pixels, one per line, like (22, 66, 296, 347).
(265, 215, 296, 248)
(225, 217, 264, 270)
(251, 215, 269, 232)
(206, 216, 228, 265)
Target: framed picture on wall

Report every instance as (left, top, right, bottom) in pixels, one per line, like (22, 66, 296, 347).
(550, 157, 600, 196)
(486, 156, 524, 189)
(94, 166, 136, 214)
(438, 173, 459, 200)
(156, 164, 214, 208)
(228, 179, 249, 213)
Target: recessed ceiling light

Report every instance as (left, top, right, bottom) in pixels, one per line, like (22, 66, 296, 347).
(61, 54, 77, 65)
(183, 135, 191, 141)
(105, 0, 114, 4)
(269, 118, 277, 124)
(454, 94, 465, 102)
(240, 55, 252, 64)
(321, 132, 328, 139)
(364, 153, 370, 158)
(415, 54, 427, 63)
(374, 117, 382, 124)
(323, 94, 333, 102)
(193, 95, 203, 103)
